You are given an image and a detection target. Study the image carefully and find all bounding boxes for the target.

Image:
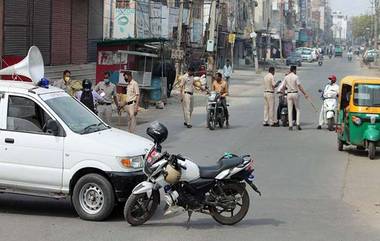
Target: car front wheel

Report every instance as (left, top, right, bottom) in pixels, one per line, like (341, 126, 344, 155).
(72, 173, 115, 221)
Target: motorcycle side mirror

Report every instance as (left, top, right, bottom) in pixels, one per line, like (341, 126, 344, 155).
(318, 89, 322, 93)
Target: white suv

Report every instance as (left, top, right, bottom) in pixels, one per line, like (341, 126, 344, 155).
(0, 81, 153, 221)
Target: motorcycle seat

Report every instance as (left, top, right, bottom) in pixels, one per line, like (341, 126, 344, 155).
(199, 157, 243, 179)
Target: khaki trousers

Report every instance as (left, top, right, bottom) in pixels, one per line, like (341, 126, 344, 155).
(182, 93, 194, 124)
(263, 92, 277, 125)
(126, 103, 137, 133)
(98, 104, 112, 125)
(287, 93, 300, 127)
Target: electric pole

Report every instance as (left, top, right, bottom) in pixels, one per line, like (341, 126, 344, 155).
(175, 0, 184, 79)
(250, 0, 259, 73)
(207, 0, 218, 76)
(375, 0, 379, 49)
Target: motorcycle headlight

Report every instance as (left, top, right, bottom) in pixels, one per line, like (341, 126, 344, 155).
(119, 156, 144, 169)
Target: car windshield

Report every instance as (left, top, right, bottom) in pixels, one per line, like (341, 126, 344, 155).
(354, 84, 380, 107)
(40, 92, 109, 134)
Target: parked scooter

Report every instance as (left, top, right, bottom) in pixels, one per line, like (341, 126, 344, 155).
(124, 122, 261, 226)
(318, 88, 338, 131)
(207, 91, 227, 130)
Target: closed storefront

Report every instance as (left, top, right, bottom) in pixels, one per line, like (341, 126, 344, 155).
(71, 0, 88, 64)
(51, 0, 71, 65)
(3, 0, 30, 56)
(31, 0, 51, 64)
(1, 0, 104, 66)
(88, 0, 104, 62)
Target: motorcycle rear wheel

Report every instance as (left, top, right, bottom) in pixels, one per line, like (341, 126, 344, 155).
(124, 191, 159, 226)
(210, 183, 250, 225)
(327, 118, 335, 131)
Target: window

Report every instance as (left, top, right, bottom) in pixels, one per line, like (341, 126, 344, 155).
(354, 84, 380, 107)
(7, 96, 52, 134)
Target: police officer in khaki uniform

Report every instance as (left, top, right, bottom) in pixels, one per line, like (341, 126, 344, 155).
(263, 67, 279, 127)
(95, 72, 119, 125)
(281, 66, 309, 131)
(119, 71, 140, 133)
(180, 67, 197, 128)
(53, 70, 79, 96)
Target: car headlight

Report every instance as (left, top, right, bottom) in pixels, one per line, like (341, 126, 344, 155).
(119, 156, 144, 169)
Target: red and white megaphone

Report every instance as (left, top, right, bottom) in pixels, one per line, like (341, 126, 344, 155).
(0, 46, 44, 84)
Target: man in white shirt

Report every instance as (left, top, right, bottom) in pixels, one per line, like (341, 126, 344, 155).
(223, 59, 233, 89)
(317, 75, 339, 129)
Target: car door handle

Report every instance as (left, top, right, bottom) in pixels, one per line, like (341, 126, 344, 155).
(5, 138, 14, 144)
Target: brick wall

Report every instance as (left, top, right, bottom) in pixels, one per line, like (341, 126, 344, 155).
(71, 0, 88, 64)
(51, 0, 72, 65)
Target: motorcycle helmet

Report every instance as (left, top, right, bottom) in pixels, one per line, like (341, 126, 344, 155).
(164, 164, 181, 184)
(328, 75, 337, 83)
(82, 79, 92, 91)
(146, 121, 168, 144)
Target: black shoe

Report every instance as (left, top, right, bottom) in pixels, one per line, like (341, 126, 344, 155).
(187, 124, 192, 128)
(271, 122, 279, 127)
(263, 123, 269, 127)
(317, 125, 322, 129)
(184, 122, 188, 127)
(289, 126, 293, 131)
(297, 125, 302, 131)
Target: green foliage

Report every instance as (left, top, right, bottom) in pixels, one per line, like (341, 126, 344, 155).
(352, 15, 372, 39)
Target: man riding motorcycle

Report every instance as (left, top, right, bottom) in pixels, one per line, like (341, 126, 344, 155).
(317, 75, 339, 129)
(212, 72, 229, 127)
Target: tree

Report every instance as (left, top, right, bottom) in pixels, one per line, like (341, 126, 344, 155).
(352, 15, 372, 40)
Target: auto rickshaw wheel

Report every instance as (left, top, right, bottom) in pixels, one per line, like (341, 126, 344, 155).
(368, 142, 376, 160)
(338, 139, 344, 151)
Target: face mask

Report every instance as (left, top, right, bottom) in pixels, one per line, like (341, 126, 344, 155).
(104, 79, 110, 84)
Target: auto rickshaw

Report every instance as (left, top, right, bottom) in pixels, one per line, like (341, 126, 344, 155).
(337, 76, 380, 159)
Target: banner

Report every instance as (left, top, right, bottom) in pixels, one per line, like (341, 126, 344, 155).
(136, 0, 150, 38)
(113, 0, 135, 39)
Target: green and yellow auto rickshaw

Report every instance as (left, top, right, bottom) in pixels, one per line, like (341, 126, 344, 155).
(337, 76, 380, 159)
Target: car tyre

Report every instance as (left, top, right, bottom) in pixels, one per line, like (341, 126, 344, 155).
(72, 173, 115, 221)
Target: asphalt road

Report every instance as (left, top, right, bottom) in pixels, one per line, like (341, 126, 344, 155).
(1, 56, 379, 241)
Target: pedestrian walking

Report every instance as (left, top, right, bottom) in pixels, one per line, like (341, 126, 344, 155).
(180, 67, 197, 128)
(119, 71, 140, 133)
(94, 72, 119, 125)
(223, 59, 233, 89)
(75, 79, 103, 114)
(53, 70, 81, 96)
(263, 67, 279, 127)
(281, 66, 309, 131)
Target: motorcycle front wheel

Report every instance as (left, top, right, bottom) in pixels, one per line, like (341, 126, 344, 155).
(124, 191, 159, 226)
(210, 183, 250, 225)
(207, 111, 216, 130)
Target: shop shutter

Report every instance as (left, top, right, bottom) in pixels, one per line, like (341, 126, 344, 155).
(51, 0, 71, 65)
(0, 0, 4, 59)
(31, 0, 51, 65)
(88, 0, 103, 62)
(71, 0, 88, 64)
(4, 0, 30, 56)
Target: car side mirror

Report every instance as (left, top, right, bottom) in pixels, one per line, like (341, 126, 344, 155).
(46, 119, 59, 136)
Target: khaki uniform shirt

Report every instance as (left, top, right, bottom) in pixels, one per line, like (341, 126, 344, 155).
(180, 74, 195, 93)
(94, 81, 117, 104)
(283, 72, 300, 93)
(212, 80, 228, 96)
(263, 73, 276, 92)
(126, 79, 140, 102)
(53, 78, 76, 96)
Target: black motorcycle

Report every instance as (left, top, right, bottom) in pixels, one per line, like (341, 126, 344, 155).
(277, 92, 296, 127)
(207, 91, 227, 130)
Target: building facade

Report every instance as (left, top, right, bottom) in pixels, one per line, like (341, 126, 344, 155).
(331, 10, 347, 43)
(0, 0, 104, 66)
